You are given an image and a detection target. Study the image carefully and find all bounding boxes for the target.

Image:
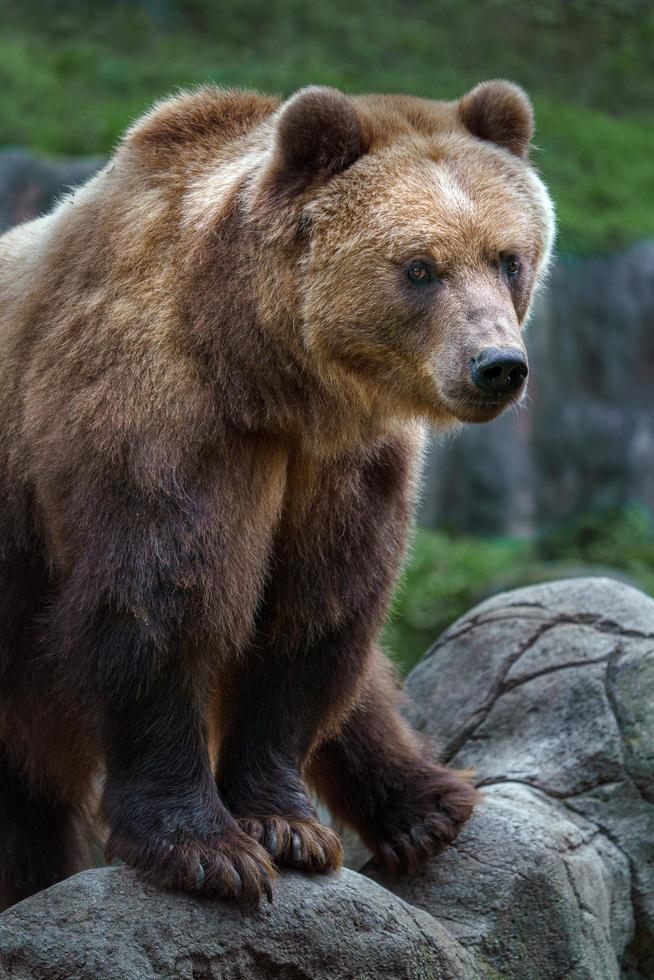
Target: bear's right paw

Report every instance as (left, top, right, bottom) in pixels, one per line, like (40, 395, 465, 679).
(362, 764, 477, 874)
(106, 826, 275, 907)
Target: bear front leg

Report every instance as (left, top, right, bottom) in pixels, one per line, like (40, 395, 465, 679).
(213, 621, 375, 875)
(36, 429, 286, 905)
(308, 650, 477, 873)
(82, 610, 275, 906)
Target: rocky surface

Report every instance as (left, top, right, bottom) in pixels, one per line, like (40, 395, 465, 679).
(1, 577, 652, 978)
(0, 865, 476, 980)
(396, 577, 654, 979)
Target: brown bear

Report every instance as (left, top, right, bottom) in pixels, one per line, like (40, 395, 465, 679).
(0, 80, 554, 909)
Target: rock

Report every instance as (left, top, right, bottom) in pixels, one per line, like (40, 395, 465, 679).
(0, 149, 102, 233)
(0, 865, 477, 980)
(369, 782, 633, 980)
(388, 577, 654, 979)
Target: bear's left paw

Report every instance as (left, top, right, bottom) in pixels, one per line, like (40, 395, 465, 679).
(365, 765, 477, 874)
(237, 815, 343, 873)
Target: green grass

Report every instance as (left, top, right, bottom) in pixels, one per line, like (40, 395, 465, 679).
(0, 0, 652, 253)
(383, 531, 531, 670)
(384, 503, 654, 672)
(535, 100, 654, 253)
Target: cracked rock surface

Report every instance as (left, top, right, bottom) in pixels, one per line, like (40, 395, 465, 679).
(1, 577, 652, 979)
(383, 576, 654, 979)
(0, 865, 476, 980)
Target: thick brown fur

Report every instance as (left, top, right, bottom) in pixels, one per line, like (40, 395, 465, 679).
(0, 81, 554, 909)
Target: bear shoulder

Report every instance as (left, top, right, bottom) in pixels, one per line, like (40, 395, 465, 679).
(124, 86, 280, 159)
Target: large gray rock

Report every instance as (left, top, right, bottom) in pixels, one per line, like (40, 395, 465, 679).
(370, 782, 634, 979)
(0, 865, 477, 980)
(385, 577, 654, 979)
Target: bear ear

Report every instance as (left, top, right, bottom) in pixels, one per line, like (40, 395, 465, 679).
(458, 80, 534, 158)
(269, 86, 368, 197)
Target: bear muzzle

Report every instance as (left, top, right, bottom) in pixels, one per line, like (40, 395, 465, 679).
(470, 346, 528, 398)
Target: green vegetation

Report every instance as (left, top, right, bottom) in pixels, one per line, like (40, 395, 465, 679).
(0, 0, 652, 253)
(539, 503, 654, 595)
(384, 531, 529, 670)
(385, 503, 654, 671)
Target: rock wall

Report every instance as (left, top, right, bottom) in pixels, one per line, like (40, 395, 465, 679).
(394, 576, 654, 979)
(421, 243, 654, 535)
(2, 578, 653, 978)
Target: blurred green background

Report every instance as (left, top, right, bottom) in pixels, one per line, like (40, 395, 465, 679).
(1, 0, 652, 253)
(1, 0, 653, 671)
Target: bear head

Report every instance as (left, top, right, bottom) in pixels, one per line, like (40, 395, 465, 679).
(249, 81, 555, 429)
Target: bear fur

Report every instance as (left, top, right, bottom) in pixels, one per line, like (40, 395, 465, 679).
(0, 81, 554, 908)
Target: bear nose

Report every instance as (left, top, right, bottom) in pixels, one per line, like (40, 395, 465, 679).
(470, 347, 528, 396)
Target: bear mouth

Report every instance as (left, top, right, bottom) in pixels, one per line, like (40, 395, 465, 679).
(454, 399, 505, 424)
(442, 387, 526, 425)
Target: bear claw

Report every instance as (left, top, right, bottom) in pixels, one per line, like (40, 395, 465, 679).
(237, 815, 343, 873)
(106, 825, 276, 906)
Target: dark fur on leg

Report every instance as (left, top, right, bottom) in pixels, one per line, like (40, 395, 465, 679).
(213, 623, 379, 875)
(309, 653, 477, 873)
(217, 436, 425, 876)
(88, 611, 274, 907)
(0, 748, 91, 911)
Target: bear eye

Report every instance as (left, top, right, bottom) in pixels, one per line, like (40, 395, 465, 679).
(502, 255, 521, 279)
(407, 259, 437, 285)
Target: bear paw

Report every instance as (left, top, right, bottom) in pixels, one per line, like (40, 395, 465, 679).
(237, 815, 343, 873)
(363, 765, 477, 874)
(106, 825, 275, 906)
